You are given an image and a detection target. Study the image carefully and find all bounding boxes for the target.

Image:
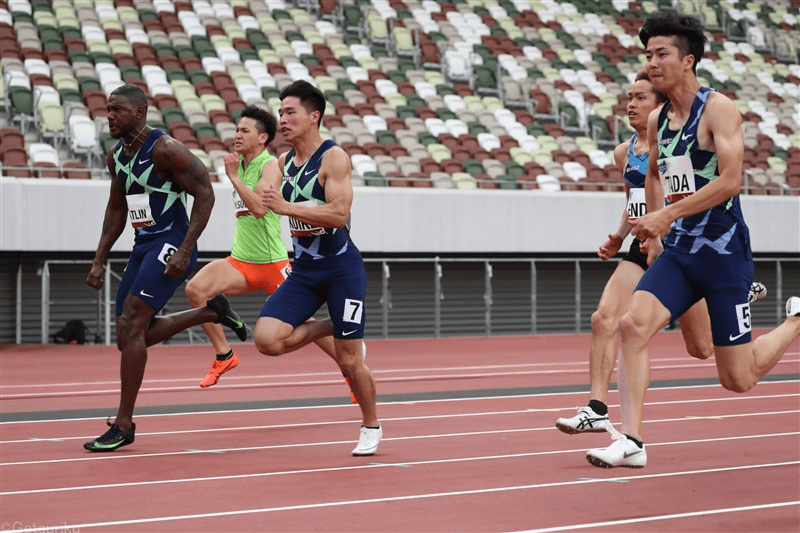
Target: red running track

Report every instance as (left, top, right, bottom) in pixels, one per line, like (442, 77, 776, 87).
(1, 330, 798, 532)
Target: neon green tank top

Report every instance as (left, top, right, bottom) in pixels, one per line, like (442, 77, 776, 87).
(230, 149, 288, 264)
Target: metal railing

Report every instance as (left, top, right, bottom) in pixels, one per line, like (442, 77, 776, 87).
(27, 256, 800, 344)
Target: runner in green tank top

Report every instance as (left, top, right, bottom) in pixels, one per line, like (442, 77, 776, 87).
(185, 106, 339, 388)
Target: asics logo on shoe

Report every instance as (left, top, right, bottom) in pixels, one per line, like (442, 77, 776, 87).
(729, 331, 748, 342)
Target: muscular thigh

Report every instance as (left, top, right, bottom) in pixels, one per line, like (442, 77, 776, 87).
(689, 249, 754, 347)
(325, 252, 367, 340)
(596, 259, 645, 318)
(190, 258, 249, 296)
(635, 248, 700, 322)
(227, 257, 291, 294)
(117, 238, 197, 315)
(259, 267, 326, 328)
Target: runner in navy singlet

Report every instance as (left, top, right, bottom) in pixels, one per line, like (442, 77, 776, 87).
(587, 10, 800, 469)
(84, 84, 247, 452)
(257, 80, 382, 456)
(556, 71, 717, 437)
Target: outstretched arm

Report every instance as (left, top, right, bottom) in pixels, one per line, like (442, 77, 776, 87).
(153, 136, 215, 278)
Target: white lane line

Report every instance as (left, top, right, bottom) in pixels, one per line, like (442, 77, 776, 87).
(1, 412, 797, 468)
(3, 358, 797, 397)
(2, 436, 797, 496)
(2, 380, 798, 426)
(1, 403, 797, 445)
(11, 462, 799, 531)
(516, 501, 800, 533)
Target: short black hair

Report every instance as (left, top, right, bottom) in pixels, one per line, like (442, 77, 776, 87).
(240, 105, 277, 146)
(639, 9, 707, 74)
(110, 84, 148, 109)
(279, 80, 326, 127)
(635, 69, 668, 104)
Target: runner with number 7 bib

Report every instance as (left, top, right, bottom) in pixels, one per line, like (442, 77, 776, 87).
(257, 80, 382, 457)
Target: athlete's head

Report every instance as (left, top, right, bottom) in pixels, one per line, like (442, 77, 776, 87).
(640, 9, 706, 87)
(627, 70, 666, 133)
(236, 105, 277, 152)
(107, 84, 148, 139)
(278, 80, 326, 141)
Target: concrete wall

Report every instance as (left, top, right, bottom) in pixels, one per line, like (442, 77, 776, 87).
(1, 177, 798, 254)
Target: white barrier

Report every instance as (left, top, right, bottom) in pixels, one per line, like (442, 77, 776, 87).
(1, 177, 798, 253)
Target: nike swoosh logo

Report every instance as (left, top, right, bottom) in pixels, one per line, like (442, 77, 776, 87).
(729, 331, 748, 341)
(140, 290, 154, 298)
(227, 315, 243, 328)
(138, 159, 150, 165)
(342, 330, 357, 336)
(92, 439, 126, 449)
(304, 170, 315, 176)
(623, 449, 642, 458)
(681, 134, 692, 142)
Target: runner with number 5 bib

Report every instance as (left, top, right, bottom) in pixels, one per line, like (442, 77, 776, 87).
(84, 84, 247, 453)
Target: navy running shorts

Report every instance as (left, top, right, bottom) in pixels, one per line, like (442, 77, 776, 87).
(260, 245, 367, 339)
(116, 236, 198, 315)
(635, 245, 754, 347)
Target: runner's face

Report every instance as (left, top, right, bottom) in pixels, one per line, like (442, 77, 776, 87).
(106, 95, 142, 139)
(234, 117, 267, 155)
(645, 35, 693, 93)
(626, 80, 659, 133)
(278, 96, 318, 143)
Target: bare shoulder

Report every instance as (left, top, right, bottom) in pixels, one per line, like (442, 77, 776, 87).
(704, 91, 742, 131)
(321, 145, 351, 168)
(706, 91, 740, 118)
(153, 134, 194, 161)
(614, 140, 630, 161)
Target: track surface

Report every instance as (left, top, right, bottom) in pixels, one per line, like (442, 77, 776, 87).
(1, 331, 798, 532)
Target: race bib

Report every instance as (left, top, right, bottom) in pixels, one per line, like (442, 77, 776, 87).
(127, 193, 155, 228)
(626, 188, 646, 221)
(289, 200, 326, 237)
(232, 188, 250, 217)
(658, 155, 696, 203)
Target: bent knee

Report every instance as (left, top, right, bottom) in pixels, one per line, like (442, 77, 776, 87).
(719, 374, 757, 393)
(184, 279, 206, 305)
(687, 344, 714, 360)
(254, 337, 282, 357)
(591, 308, 620, 335)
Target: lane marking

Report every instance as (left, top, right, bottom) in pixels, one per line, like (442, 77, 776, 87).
(516, 501, 800, 533)
(9, 464, 799, 530)
(2, 385, 798, 427)
(2, 425, 797, 471)
(3, 407, 798, 446)
(3, 357, 797, 396)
